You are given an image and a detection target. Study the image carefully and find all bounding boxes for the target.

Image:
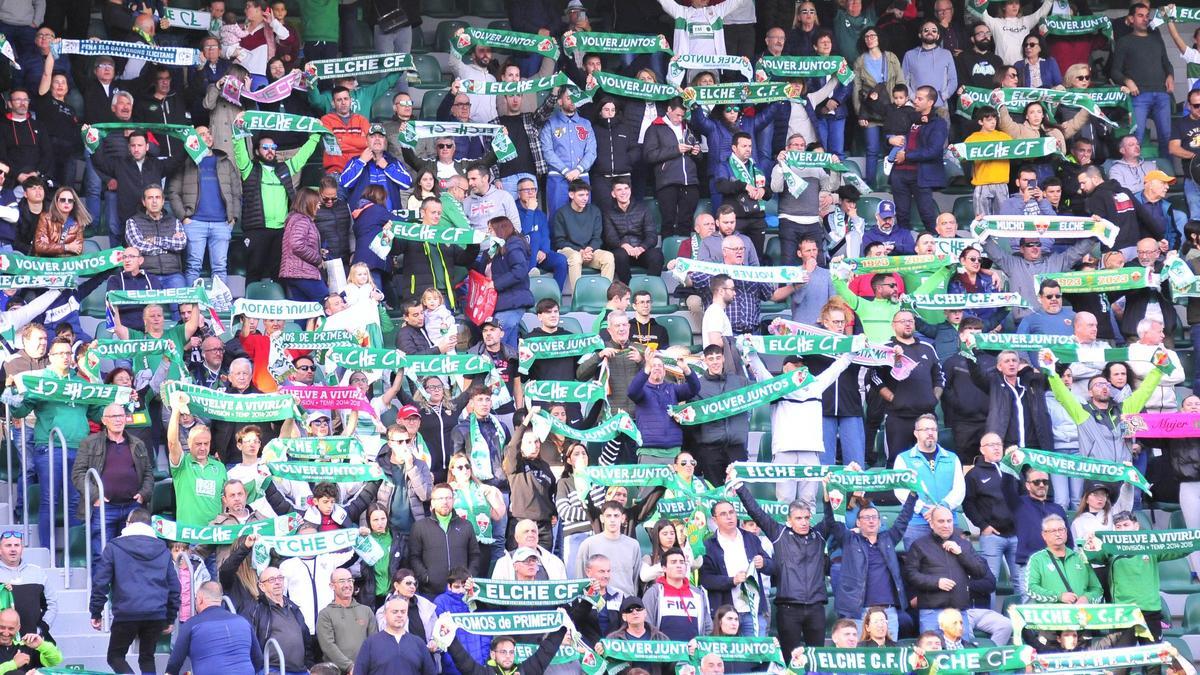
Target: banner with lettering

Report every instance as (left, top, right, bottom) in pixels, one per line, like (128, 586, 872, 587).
(950, 136, 1060, 162)
(1041, 14, 1113, 39)
(671, 257, 809, 284)
(681, 81, 803, 107)
(369, 220, 493, 259)
(563, 32, 671, 56)
(304, 52, 416, 81)
(233, 298, 325, 320)
(666, 54, 753, 87)
(53, 39, 201, 67)
(83, 338, 190, 384)
(693, 636, 784, 665)
(237, 111, 341, 156)
(1035, 267, 1156, 294)
(164, 381, 302, 422)
(262, 436, 363, 463)
(251, 527, 383, 570)
(827, 468, 925, 514)
(737, 332, 865, 356)
(755, 55, 854, 84)
(15, 373, 132, 407)
(0, 248, 123, 276)
(327, 346, 407, 371)
(655, 492, 790, 524)
(433, 609, 568, 641)
(1034, 643, 1182, 672)
(517, 333, 603, 375)
(973, 333, 1077, 351)
(988, 87, 1116, 126)
(670, 368, 813, 425)
(1088, 528, 1200, 556)
(275, 330, 358, 352)
(789, 647, 919, 674)
(461, 72, 569, 96)
(835, 253, 955, 276)
(395, 121, 517, 163)
(151, 514, 299, 545)
(731, 462, 833, 482)
(598, 640, 689, 665)
(0, 274, 75, 289)
(911, 293, 1030, 311)
(587, 70, 680, 102)
(221, 70, 309, 105)
(1009, 603, 1152, 643)
(523, 380, 606, 405)
(451, 27, 560, 61)
(280, 385, 377, 420)
(922, 646, 1035, 674)
(1002, 447, 1151, 493)
(466, 578, 598, 608)
(83, 122, 209, 164)
(267, 460, 384, 482)
(529, 409, 642, 446)
(970, 214, 1116, 247)
(1122, 412, 1200, 439)
(769, 319, 919, 376)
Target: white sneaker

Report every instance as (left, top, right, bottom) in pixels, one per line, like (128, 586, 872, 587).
(883, 156, 895, 176)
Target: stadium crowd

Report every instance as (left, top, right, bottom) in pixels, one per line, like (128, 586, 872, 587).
(0, 0, 1199, 673)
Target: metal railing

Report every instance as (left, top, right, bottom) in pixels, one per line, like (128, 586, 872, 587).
(263, 637, 285, 674)
(11, 407, 30, 545)
(222, 595, 236, 613)
(45, 427, 69, 585)
(83, 468, 107, 600)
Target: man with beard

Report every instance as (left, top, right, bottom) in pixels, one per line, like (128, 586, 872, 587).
(448, 31, 498, 123)
(955, 24, 1004, 93)
(902, 22, 957, 108)
(495, 92, 555, 196)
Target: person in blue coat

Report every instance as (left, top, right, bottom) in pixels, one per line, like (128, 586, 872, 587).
(339, 125, 414, 210)
(474, 216, 534, 348)
(699, 499, 776, 637)
(350, 188, 395, 293)
(690, 102, 784, 209)
(354, 596, 438, 675)
(540, 88, 597, 221)
(627, 352, 701, 460)
(165, 580, 263, 675)
(433, 567, 490, 675)
(807, 29, 852, 157)
(516, 178, 568, 290)
(888, 85, 948, 231)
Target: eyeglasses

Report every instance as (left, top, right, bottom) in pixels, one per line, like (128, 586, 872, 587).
(1041, 294, 1062, 300)
(892, 318, 914, 324)
(296, 365, 316, 371)
(57, 197, 75, 204)
(518, 187, 537, 193)
(260, 143, 278, 151)
(1043, 526, 1066, 533)
(1028, 479, 1050, 486)
(395, 101, 413, 107)
(260, 576, 284, 584)
(1023, 42, 1038, 48)
(437, 143, 454, 149)
(202, 346, 225, 353)
(48, 350, 72, 357)
(387, 437, 410, 443)
(452, 101, 470, 107)
(858, 514, 880, 521)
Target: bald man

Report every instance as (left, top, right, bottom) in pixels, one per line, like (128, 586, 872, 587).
(167, 392, 227, 524)
(166, 581, 262, 675)
(0, 607, 62, 673)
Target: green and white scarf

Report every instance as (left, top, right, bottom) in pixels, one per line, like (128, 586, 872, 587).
(655, 493, 791, 523)
(778, 151, 862, 197)
(1041, 14, 1113, 39)
(694, 636, 784, 665)
(0, 247, 123, 276)
(404, 353, 496, 380)
(973, 332, 1078, 351)
(667, 54, 753, 87)
(107, 286, 215, 309)
(396, 121, 516, 163)
(236, 111, 341, 156)
(589, 71, 679, 102)
(1003, 447, 1151, 493)
(275, 330, 358, 352)
(737, 332, 865, 356)
(911, 293, 1030, 310)
(53, 38, 200, 67)
(433, 610, 567, 643)
(327, 346, 406, 371)
(1034, 643, 1181, 672)
(304, 52, 416, 81)
(16, 372, 132, 407)
(529, 409, 642, 446)
(465, 578, 597, 608)
(789, 647, 919, 674)
(1044, 345, 1138, 365)
(836, 253, 954, 275)
(681, 82, 802, 107)
(163, 381, 302, 422)
(923, 646, 1036, 674)
(451, 27, 560, 61)
(991, 86, 1116, 126)
(970, 214, 1117, 247)
(827, 468, 925, 514)
(233, 298, 324, 320)
(369, 220, 494, 259)
(671, 257, 809, 284)
(731, 462, 833, 481)
(1009, 603, 1152, 643)
(83, 123, 209, 164)
(950, 136, 1060, 162)
(251, 527, 383, 571)
(934, 238, 977, 258)
(598, 639, 690, 664)
(455, 484, 495, 544)
(1089, 528, 1200, 556)
(1035, 267, 1155, 294)
(1162, 5, 1200, 22)
(727, 154, 767, 210)
(83, 338, 189, 383)
(468, 414, 502, 480)
(523, 380, 606, 405)
(670, 367, 814, 425)
(563, 31, 671, 56)
(573, 464, 681, 495)
(151, 514, 298, 545)
(461, 72, 569, 96)
(0, 35, 18, 69)
(755, 55, 854, 84)
(517, 333, 603, 375)
(262, 436, 363, 463)
(267, 460, 384, 482)
(0, 274, 75, 289)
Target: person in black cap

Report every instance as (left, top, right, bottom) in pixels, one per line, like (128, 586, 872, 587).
(339, 123, 413, 209)
(599, 596, 671, 675)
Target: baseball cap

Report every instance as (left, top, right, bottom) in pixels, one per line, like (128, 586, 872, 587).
(620, 597, 646, 613)
(480, 317, 502, 330)
(305, 411, 330, 425)
(512, 547, 541, 562)
(1083, 482, 1111, 498)
(1144, 169, 1176, 185)
(397, 404, 421, 419)
(877, 200, 896, 218)
(368, 123, 386, 136)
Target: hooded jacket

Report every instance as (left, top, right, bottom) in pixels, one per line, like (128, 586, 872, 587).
(0, 114, 50, 179)
(502, 426, 557, 522)
(1083, 178, 1163, 252)
(89, 522, 181, 622)
(961, 457, 1018, 537)
(642, 117, 700, 188)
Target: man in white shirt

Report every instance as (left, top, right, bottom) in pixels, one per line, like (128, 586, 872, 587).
(702, 273, 734, 349)
(448, 32, 498, 123)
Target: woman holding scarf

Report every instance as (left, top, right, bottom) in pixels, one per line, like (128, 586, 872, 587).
(446, 449, 507, 569)
(689, 101, 785, 210)
(996, 98, 1091, 182)
(808, 29, 852, 158)
(472, 216, 532, 350)
(555, 442, 607, 575)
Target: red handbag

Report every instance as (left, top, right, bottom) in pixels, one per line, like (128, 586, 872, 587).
(465, 269, 498, 326)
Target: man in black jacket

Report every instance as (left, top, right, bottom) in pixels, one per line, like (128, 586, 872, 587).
(245, 566, 315, 672)
(590, 97, 640, 213)
(966, 349, 1054, 454)
(132, 66, 193, 160)
(444, 624, 569, 675)
(731, 472, 829, 658)
(92, 130, 186, 246)
(0, 89, 51, 187)
(691, 345, 750, 486)
(940, 318, 990, 465)
(396, 301, 452, 355)
(902, 505, 989, 640)
(409, 484, 481, 597)
(873, 309, 943, 465)
(642, 98, 700, 238)
(1077, 165, 1163, 255)
(714, 132, 770, 259)
(961, 433, 1018, 606)
(603, 178, 663, 284)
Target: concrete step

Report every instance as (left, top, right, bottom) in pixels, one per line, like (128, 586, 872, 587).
(67, 653, 171, 673)
(52, 611, 97, 634)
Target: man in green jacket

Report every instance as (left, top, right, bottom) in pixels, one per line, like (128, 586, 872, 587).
(1025, 514, 1103, 604)
(308, 72, 405, 117)
(2, 336, 109, 548)
(1083, 510, 1188, 641)
(831, 264, 953, 343)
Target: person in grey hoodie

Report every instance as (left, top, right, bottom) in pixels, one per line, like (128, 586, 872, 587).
(771, 133, 827, 266)
(1045, 363, 1082, 511)
(462, 163, 521, 234)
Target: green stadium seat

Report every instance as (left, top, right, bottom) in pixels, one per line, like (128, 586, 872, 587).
(570, 276, 611, 312)
(1165, 594, 1200, 637)
(152, 479, 175, 516)
(67, 525, 88, 567)
(420, 89, 450, 121)
(1167, 636, 1194, 662)
(410, 27, 430, 54)
(559, 316, 584, 334)
(642, 198, 662, 230)
(469, 0, 507, 18)
(657, 314, 694, 350)
(81, 286, 108, 319)
(857, 196, 882, 222)
(1159, 556, 1198, 594)
(953, 195, 975, 228)
(662, 236, 686, 266)
(695, 198, 711, 217)
(422, 0, 461, 18)
(530, 275, 562, 306)
(750, 405, 771, 432)
(628, 275, 673, 314)
(433, 20, 469, 53)
(348, 20, 373, 54)
(245, 280, 286, 301)
(370, 94, 394, 122)
(764, 235, 781, 265)
(411, 53, 447, 90)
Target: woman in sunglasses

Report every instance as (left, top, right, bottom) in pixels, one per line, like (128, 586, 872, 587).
(1015, 34, 1062, 89)
(445, 450, 506, 562)
(33, 187, 88, 257)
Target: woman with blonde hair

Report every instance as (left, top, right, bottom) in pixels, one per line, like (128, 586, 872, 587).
(279, 186, 327, 303)
(33, 187, 89, 257)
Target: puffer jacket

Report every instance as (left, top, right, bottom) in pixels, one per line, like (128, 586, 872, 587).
(314, 198, 353, 261)
(478, 233, 534, 313)
(602, 200, 657, 250)
(627, 369, 701, 449)
(32, 212, 83, 257)
(591, 114, 640, 176)
(279, 211, 323, 280)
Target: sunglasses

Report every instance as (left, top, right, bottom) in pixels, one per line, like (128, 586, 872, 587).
(260, 143, 278, 151)
(296, 365, 316, 371)
(57, 197, 75, 204)
(311, 418, 330, 426)
(437, 143, 454, 149)
(1028, 479, 1050, 486)
(1042, 294, 1062, 300)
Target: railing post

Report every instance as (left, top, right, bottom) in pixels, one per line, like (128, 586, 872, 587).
(52, 428, 69, 585)
(264, 637, 284, 675)
(18, 421, 27, 545)
(46, 429, 55, 568)
(84, 468, 107, 601)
